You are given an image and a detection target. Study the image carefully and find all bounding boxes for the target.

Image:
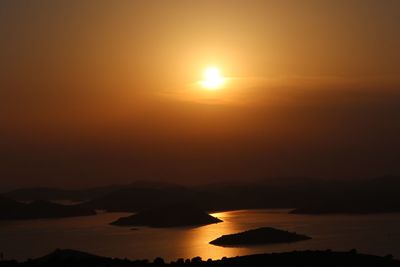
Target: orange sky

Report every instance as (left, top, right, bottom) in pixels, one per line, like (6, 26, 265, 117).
(1, 0, 400, 187)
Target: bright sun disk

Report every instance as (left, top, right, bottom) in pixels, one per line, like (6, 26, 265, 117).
(200, 67, 225, 90)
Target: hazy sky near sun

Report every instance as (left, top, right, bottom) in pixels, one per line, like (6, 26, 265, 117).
(1, 0, 400, 188)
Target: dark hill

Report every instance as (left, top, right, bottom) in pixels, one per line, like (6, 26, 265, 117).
(0, 197, 95, 220)
(111, 202, 222, 228)
(290, 176, 400, 214)
(4, 186, 122, 202)
(2, 249, 399, 267)
(81, 184, 198, 212)
(35, 249, 105, 262)
(7, 176, 400, 215)
(210, 227, 311, 246)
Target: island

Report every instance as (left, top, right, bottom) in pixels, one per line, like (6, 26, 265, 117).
(0, 196, 96, 220)
(209, 227, 311, 247)
(110, 202, 222, 227)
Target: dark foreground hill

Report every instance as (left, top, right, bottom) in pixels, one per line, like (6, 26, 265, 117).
(0, 197, 95, 220)
(210, 227, 311, 247)
(111, 202, 222, 227)
(1, 249, 399, 267)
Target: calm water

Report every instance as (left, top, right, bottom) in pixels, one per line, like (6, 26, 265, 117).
(1, 209, 400, 261)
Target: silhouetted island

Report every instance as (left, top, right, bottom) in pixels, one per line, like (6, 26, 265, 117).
(209, 227, 311, 247)
(111, 202, 222, 227)
(1, 249, 399, 267)
(0, 196, 95, 220)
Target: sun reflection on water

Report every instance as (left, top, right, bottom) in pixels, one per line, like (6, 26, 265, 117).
(180, 211, 255, 260)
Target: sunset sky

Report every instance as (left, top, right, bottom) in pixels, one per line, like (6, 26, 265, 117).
(1, 0, 400, 188)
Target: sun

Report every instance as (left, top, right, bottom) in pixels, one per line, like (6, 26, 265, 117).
(200, 67, 225, 90)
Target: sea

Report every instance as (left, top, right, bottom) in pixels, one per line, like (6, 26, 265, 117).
(1, 209, 400, 261)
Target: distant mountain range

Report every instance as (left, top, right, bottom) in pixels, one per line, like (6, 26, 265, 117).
(0, 197, 95, 220)
(3, 185, 124, 202)
(2, 176, 400, 215)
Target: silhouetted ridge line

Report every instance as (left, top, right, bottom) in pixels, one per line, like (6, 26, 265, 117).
(0, 196, 95, 220)
(1, 249, 399, 267)
(6, 176, 400, 215)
